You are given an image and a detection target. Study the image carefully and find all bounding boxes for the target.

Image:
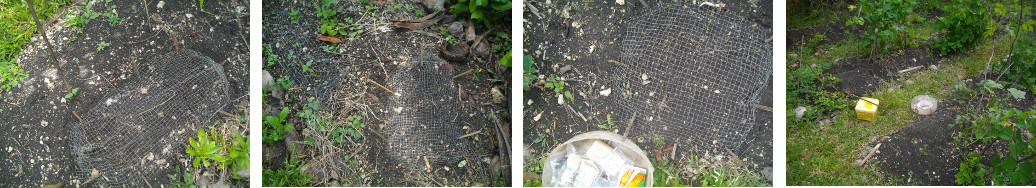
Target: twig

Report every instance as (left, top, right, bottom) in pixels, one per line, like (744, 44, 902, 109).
(897, 66, 924, 74)
(142, 175, 153, 188)
(73, 111, 82, 122)
(424, 156, 432, 173)
(458, 130, 481, 138)
(752, 104, 772, 112)
(453, 69, 474, 79)
(368, 79, 393, 94)
(490, 110, 511, 163)
(564, 103, 588, 122)
(856, 143, 882, 166)
(623, 112, 638, 139)
(638, 0, 648, 7)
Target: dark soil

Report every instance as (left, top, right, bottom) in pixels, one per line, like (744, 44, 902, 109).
(523, 0, 773, 184)
(871, 78, 1036, 185)
(825, 47, 944, 96)
(261, 0, 511, 186)
(0, 0, 250, 187)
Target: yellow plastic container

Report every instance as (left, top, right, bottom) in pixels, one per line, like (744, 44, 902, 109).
(855, 97, 880, 121)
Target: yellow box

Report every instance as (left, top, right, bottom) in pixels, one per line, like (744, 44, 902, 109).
(855, 97, 880, 121)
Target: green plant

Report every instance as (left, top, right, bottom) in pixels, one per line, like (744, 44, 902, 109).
(998, 36, 1036, 94)
(321, 43, 340, 52)
(186, 129, 227, 168)
(543, 74, 567, 97)
(332, 113, 366, 144)
(264, 44, 279, 67)
(96, 42, 110, 51)
(315, 0, 346, 36)
(273, 76, 293, 91)
(932, 0, 988, 55)
(1, 58, 27, 92)
(952, 80, 1036, 185)
(522, 55, 537, 91)
(263, 156, 311, 186)
(226, 133, 249, 179)
(103, 6, 121, 26)
(846, 0, 924, 52)
(787, 62, 847, 123)
(64, 88, 79, 98)
(169, 166, 198, 188)
(289, 9, 301, 24)
(297, 98, 326, 128)
(263, 108, 294, 143)
(301, 60, 314, 75)
(597, 114, 616, 130)
(449, 0, 512, 28)
(653, 138, 665, 148)
(497, 50, 512, 67)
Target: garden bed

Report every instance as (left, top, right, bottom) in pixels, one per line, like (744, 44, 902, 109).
(260, 0, 512, 186)
(522, 0, 773, 186)
(0, 0, 250, 187)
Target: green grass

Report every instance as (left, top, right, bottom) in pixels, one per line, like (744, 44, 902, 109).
(787, 27, 1013, 185)
(788, 6, 852, 30)
(0, 0, 72, 93)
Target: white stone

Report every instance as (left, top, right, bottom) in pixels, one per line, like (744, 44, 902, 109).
(616, 0, 625, 5)
(157, 1, 165, 9)
(599, 88, 612, 96)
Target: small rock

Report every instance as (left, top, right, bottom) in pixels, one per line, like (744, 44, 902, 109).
(448, 22, 464, 39)
(905, 79, 914, 84)
(424, 0, 446, 12)
(41, 120, 48, 127)
(929, 65, 938, 70)
(794, 106, 806, 120)
(559, 65, 573, 74)
(262, 70, 274, 87)
(186, 14, 193, 19)
(491, 87, 505, 104)
(157, 1, 165, 9)
(600, 88, 612, 97)
(616, 0, 625, 5)
(762, 167, 773, 182)
(557, 94, 565, 105)
(155, 159, 167, 166)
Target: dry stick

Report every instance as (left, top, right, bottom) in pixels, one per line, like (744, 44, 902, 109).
(368, 79, 393, 94)
(26, 0, 69, 90)
(752, 104, 773, 112)
(490, 110, 511, 161)
(898, 66, 924, 74)
(638, 0, 648, 7)
(424, 156, 432, 173)
(453, 69, 474, 79)
(458, 130, 481, 139)
(857, 143, 882, 166)
(141, 175, 153, 188)
(622, 112, 638, 139)
(564, 103, 588, 122)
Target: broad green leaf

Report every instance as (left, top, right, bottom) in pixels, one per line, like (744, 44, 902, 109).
(1007, 88, 1026, 99)
(996, 126, 1012, 140)
(490, 0, 511, 11)
(1009, 141, 1026, 154)
(497, 50, 512, 67)
(981, 80, 1003, 89)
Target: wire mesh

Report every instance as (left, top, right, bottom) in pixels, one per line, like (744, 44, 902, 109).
(613, 4, 772, 153)
(69, 49, 230, 187)
(384, 52, 487, 179)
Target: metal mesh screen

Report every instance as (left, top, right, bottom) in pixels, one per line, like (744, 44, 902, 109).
(70, 49, 230, 187)
(613, 5, 772, 153)
(384, 52, 480, 175)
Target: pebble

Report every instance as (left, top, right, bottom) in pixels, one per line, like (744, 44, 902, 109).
(600, 88, 612, 97)
(157, 1, 165, 9)
(559, 65, 573, 74)
(929, 65, 938, 70)
(616, 0, 625, 5)
(794, 106, 806, 120)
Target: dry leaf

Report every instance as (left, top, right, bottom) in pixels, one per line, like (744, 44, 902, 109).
(391, 11, 445, 30)
(317, 36, 343, 43)
(654, 144, 674, 161)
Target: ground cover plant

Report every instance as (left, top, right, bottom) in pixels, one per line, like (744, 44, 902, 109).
(262, 0, 512, 186)
(0, 0, 72, 94)
(788, 0, 1036, 185)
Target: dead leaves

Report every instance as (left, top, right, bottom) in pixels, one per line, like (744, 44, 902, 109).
(391, 11, 445, 30)
(316, 36, 343, 44)
(654, 144, 674, 161)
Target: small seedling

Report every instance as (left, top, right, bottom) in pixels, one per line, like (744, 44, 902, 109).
(96, 42, 110, 51)
(597, 114, 617, 130)
(65, 88, 79, 98)
(302, 60, 314, 75)
(289, 9, 301, 24)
